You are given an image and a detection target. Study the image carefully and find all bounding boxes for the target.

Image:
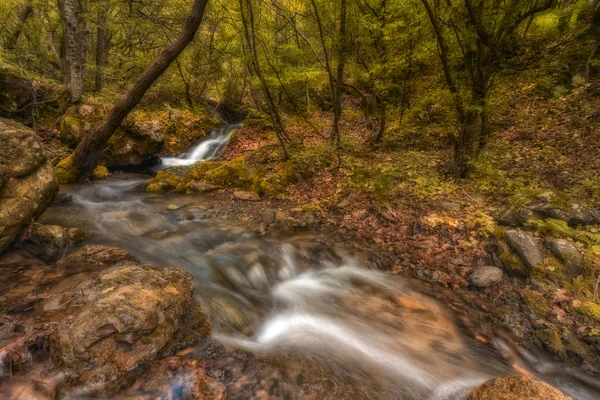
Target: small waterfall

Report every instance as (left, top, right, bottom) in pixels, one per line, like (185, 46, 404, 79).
(160, 123, 240, 168)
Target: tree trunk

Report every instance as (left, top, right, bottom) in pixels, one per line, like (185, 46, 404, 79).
(57, 0, 90, 104)
(6, 0, 34, 50)
(239, 0, 289, 159)
(331, 0, 348, 149)
(94, 0, 109, 92)
(69, 0, 210, 180)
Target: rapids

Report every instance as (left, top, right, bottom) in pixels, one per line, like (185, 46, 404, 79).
(26, 129, 600, 399)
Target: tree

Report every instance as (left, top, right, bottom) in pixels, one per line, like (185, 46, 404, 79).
(239, 0, 290, 158)
(61, 0, 211, 181)
(420, 0, 555, 176)
(5, 0, 34, 50)
(57, 0, 90, 104)
(94, 0, 110, 92)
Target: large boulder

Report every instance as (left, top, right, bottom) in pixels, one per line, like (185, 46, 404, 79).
(469, 375, 571, 400)
(0, 118, 58, 253)
(105, 120, 164, 168)
(50, 264, 211, 395)
(0, 69, 34, 118)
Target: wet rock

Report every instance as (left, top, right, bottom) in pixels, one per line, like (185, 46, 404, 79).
(233, 191, 260, 201)
(55, 193, 73, 204)
(468, 375, 571, 400)
(550, 238, 584, 275)
(19, 224, 91, 261)
(495, 192, 600, 227)
(0, 118, 58, 253)
(504, 230, 544, 271)
(193, 181, 220, 193)
(104, 120, 164, 168)
(55, 245, 136, 275)
(51, 264, 211, 395)
(118, 357, 226, 400)
(469, 266, 503, 288)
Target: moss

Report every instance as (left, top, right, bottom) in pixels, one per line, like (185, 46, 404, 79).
(146, 183, 163, 192)
(187, 161, 220, 180)
(522, 291, 551, 313)
(526, 218, 600, 246)
(577, 302, 600, 323)
(93, 165, 109, 180)
(500, 247, 529, 276)
(535, 327, 565, 355)
(54, 155, 79, 184)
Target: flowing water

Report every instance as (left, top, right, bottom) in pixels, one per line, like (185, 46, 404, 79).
(15, 126, 600, 399)
(159, 124, 240, 168)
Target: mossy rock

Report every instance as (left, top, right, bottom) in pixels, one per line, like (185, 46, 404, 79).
(93, 165, 109, 180)
(55, 155, 80, 184)
(576, 302, 600, 324)
(535, 327, 564, 356)
(500, 246, 529, 277)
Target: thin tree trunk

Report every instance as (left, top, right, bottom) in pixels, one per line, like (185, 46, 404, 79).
(6, 0, 34, 50)
(95, 0, 109, 92)
(239, 0, 289, 159)
(331, 0, 348, 149)
(69, 0, 210, 180)
(57, 0, 89, 104)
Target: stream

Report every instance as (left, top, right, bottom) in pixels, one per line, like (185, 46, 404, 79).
(9, 125, 600, 399)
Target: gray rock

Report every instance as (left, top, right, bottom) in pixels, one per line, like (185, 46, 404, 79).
(0, 118, 58, 253)
(504, 229, 544, 271)
(470, 266, 503, 288)
(495, 192, 600, 227)
(262, 210, 276, 224)
(550, 238, 584, 275)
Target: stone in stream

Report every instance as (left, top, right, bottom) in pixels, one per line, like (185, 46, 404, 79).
(504, 229, 544, 271)
(0, 118, 58, 253)
(469, 266, 503, 288)
(17, 224, 91, 261)
(233, 190, 260, 201)
(118, 357, 226, 399)
(550, 238, 584, 276)
(468, 375, 571, 400)
(55, 245, 136, 275)
(50, 264, 211, 395)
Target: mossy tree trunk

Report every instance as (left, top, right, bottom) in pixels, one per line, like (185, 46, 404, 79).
(67, 0, 210, 181)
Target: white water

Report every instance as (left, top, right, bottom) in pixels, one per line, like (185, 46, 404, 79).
(159, 124, 240, 167)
